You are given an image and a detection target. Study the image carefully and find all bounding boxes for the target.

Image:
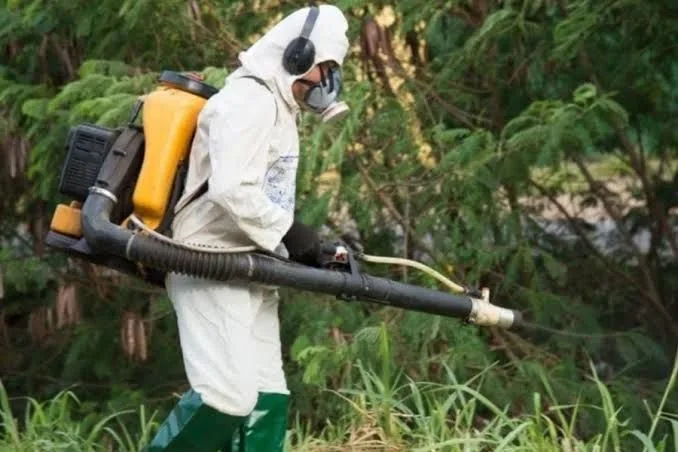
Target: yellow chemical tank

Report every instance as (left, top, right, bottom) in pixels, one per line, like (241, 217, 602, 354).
(48, 71, 219, 239)
(132, 75, 214, 230)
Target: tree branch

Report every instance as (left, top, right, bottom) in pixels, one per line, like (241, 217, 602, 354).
(353, 157, 441, 266)
(529, 179, 638, 288)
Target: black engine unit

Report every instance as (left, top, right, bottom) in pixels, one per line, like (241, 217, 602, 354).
(46, 123, 155, 284)
(59, 123, 120, 202)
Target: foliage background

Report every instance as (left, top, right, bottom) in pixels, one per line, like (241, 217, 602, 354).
(1, 0, 677, 450)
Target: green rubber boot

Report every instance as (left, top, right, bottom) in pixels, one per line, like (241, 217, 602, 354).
(145, 389, 247, 452)
(230, 392, 289, 452)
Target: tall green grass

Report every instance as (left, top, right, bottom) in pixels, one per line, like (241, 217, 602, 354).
(1, 352, 676, 451)
(0, 382, 157, 451)
(289, 352, 678, 452)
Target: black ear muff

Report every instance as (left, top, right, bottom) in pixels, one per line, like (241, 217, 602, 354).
(282, 6, 319, 75)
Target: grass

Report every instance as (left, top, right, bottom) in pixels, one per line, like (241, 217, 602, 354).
(1, 352, 676, 451)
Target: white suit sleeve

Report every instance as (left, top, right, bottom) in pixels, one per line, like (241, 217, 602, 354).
(205, 83, 292, 252)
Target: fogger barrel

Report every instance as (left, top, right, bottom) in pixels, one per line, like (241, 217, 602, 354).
(81, 192, 522, 330)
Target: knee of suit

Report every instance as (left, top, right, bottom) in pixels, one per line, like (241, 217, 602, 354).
(229, 391, 259, 417)
(200, 385, 259, 417)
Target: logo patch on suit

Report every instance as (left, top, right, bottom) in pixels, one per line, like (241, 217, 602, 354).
(264, 155, 298, 212)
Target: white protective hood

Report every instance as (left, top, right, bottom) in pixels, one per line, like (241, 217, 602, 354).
(237, 4, 350, 113)
(171, 4, 351, 255)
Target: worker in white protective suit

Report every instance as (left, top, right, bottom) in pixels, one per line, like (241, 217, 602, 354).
(145, 4, 350, 452)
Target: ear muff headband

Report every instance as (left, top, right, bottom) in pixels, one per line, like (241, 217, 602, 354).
(282, 6, 319, 75)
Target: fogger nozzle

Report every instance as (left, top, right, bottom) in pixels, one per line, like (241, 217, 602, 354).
(468, 299, 523, 329)
(466, 288, 523, 329)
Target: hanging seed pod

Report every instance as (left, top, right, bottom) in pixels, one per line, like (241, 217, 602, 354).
(69, 288, 81, 325)
(120, 311, 137, 359)
(56, 285, 67, 329)
(134, 316, 148, 362)
(56, 284, 79, 329)
(120, 312, 128, 357)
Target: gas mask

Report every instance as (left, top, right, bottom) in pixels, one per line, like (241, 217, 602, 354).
(298, 66, 349, 123)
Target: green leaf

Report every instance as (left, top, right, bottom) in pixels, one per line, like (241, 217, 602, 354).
(291, 334, 311, 361)
(573, 83, 598, 105)
(21, 98, 49, 120)
(626, 430, 658, 452)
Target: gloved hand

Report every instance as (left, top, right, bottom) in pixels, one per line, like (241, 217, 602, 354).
(281, 220, 323, 266)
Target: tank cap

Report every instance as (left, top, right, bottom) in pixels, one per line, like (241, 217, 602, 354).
(158, 71, 219, 99)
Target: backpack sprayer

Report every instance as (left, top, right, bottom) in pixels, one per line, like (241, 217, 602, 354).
(45, 71, 523, 330)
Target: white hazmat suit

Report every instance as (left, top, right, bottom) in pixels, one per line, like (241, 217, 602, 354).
(146, 5, 350, 452)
